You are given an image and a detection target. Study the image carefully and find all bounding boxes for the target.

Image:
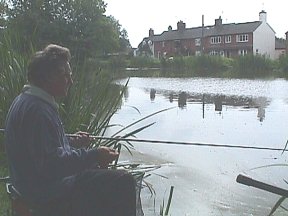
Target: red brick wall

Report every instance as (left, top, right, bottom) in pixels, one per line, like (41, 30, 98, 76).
(153, 33, 254, 58)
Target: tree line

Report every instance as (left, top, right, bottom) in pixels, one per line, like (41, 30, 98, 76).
(0, 0, 130, 59)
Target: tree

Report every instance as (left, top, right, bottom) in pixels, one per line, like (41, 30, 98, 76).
(0, 0, 8, 29)
(107, 16, 131, 52)
(5, 0, 131, 58)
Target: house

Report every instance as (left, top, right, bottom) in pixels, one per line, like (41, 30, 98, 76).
(139, 10, 277, 59)
(275, 38, 286, 59)
(286, 31, 288, 53)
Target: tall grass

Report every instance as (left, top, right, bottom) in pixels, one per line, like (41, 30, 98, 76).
(232, 54, 274, 78)
(0, 33, 159, 215)
(0, 35, 30, 150)
(159, 55, 231, 77)
(278, 54, 288, 77)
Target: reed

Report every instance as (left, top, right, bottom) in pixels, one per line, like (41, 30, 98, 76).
(0, 34, 30, 153)
(0, 32, 162, 214)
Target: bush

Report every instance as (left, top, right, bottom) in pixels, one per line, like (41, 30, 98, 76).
(233, 54, 274, 78)
(278, 54, 288, 76)
(128, 56, 160, 69)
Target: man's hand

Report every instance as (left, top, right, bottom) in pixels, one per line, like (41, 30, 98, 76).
(96, 146, 119, 169)
(69, 131, 90, 148)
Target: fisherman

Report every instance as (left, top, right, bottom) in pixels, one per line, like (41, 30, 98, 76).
(4, 44, 137, 216)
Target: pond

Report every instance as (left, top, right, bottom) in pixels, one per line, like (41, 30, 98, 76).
(109, 77, 288, 216)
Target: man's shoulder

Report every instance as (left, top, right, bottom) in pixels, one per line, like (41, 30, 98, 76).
(11, 93, 56, 116)
(20, 93, 55, 109)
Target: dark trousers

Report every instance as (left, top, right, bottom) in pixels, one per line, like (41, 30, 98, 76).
(39, 169, 137, 216)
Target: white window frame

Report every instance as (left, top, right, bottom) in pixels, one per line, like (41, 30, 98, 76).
(238, 49, 248, 56)
(195, 50, 201, 56)
(236, 34, 249, 42)
(210, 36, 222, 44)
(210, 50, 218, 55)
(195, 38, 201, 46)
(225, 35, 231, 43)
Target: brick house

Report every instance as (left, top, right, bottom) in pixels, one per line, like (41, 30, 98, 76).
(275, 38, 286, 58)
(286, 31, 288, 53)
(138, 10, 277, 59)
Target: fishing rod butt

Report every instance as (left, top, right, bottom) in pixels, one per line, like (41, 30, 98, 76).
(236, 173, 288, 197)
(236, 174, 254, 186)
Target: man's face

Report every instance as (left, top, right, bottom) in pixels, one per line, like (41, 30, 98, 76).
(48, 62, 73, 97)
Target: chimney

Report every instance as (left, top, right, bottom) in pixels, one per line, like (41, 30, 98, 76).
(149, 28, 154, 37)
(259, 10, 267, 23)
(215, 16, 222, 27)
(168, 25, 172, 31)
(177, 20, 186, 31)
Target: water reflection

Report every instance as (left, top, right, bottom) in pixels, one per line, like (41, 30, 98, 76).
(150, 88, 156, 101)
(214, 95, 223, 112)
(178, 91, 187, 108)
(112, 78, 288, 216)
(146, 88, 270, 122)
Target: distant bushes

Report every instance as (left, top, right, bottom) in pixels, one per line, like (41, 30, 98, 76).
(147, 54, 280, 78)
(158, 55, 231, 77)
(278, 54, 288, 77)
(233, 54, 274, 78)
(128, 56, 160, 69)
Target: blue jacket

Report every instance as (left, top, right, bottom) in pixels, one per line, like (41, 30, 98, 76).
(5, 87, 99, 205)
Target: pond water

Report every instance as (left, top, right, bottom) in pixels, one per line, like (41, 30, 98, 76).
(110, 77, 288, 216)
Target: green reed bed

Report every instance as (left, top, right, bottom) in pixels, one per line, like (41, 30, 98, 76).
(0, 35, 172, 214)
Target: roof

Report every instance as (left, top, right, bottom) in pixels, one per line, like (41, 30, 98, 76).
(150, 21, 262, 42)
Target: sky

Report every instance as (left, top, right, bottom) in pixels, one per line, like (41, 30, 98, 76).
(104, 0, 288, 48)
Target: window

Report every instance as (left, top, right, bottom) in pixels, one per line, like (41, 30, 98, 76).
(195, 51, 201, 56)
(210, 50, 218, 55)
(162, 41, 165, 48)
(195, 38, 201, 46)
(210, 36, 221, 44)
(236, 34, 249, 42)
(225, 35, 231, 43)
(175, 40, 181, 47)
(209, 50, 224, 56)
(238, 49, 248, 56)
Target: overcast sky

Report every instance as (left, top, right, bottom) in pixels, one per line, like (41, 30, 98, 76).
(104, 0, 287, 48)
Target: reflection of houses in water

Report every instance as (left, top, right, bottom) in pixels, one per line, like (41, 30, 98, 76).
(160, 90, 270, 121)
(169, 93, 173, 103)
(178, 91, 187, 108)
(257, 107, 265, 122)
(214, 96, 223, 112)
(150, 89, 156, 101)
(255, 97, 266, 122)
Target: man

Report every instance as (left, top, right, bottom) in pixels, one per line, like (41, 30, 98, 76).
(4, 44, 137, 216)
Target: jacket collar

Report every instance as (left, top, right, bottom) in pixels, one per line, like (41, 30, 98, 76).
(22, 84, 59, 109)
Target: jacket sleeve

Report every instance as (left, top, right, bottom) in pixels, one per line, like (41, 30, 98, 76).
(25, 106, 100, 180)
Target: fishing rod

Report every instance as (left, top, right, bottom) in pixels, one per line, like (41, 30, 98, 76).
(1, 128, 287, 151)
(67, 134, 288, 152)
(237, 174, 288, 197)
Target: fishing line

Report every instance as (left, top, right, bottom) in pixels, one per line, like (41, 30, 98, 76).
(1, 128, 287, 152)
(68, 134, 287, 152)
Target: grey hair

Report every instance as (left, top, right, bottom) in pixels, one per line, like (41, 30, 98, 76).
(27, 44, 71, 85)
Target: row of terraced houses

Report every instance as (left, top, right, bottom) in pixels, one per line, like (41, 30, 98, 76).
(138, 10, 288, 60)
